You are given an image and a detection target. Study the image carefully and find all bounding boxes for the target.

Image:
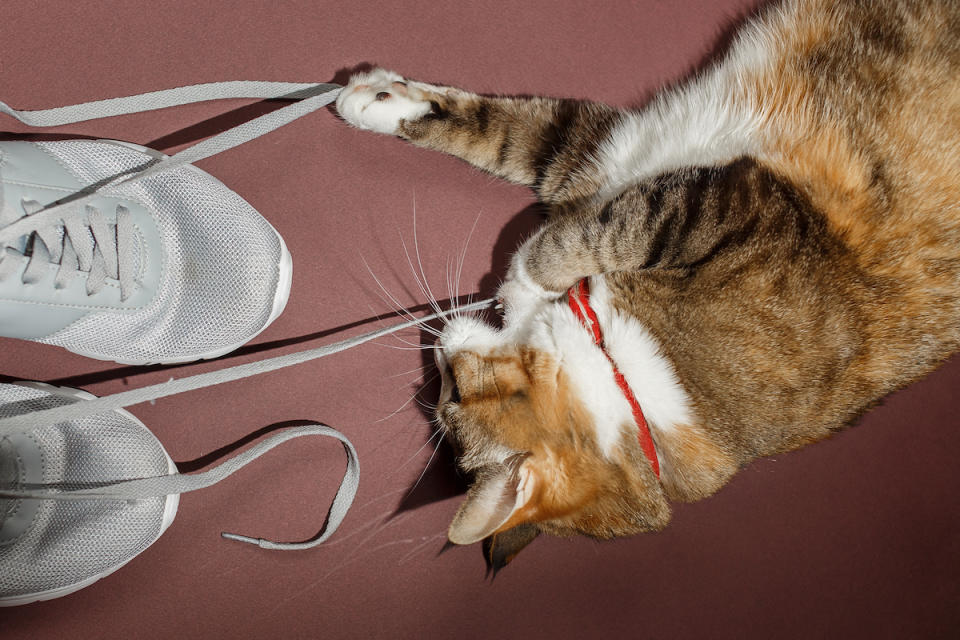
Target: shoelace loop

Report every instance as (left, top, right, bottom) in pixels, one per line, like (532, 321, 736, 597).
(0, 81, 344, 304)
(0, 421, 359, 551)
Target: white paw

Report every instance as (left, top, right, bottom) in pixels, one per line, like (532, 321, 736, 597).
(336, 68, 432, 134)
(498, 231, 561, 329)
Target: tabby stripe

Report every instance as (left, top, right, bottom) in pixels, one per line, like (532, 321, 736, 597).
(532, 101, 579, 190)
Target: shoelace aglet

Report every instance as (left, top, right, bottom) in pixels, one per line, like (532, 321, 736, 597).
(221, 531, 262, 547)
(222, 532, 288, 550)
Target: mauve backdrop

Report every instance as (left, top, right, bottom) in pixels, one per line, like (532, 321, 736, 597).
(1, 1, 958, 638)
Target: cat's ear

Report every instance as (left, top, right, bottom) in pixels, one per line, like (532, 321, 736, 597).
(447, 457, 538, 545)
(483, 523, 540, 574)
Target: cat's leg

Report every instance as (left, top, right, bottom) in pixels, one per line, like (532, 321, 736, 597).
(337, 68, 622, 205)
(498, 181, 657, 319)
(502, 160, 779, 304)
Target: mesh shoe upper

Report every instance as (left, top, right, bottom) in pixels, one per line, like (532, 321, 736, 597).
(0, 383, 174, 601)
(0, 140, 288, 364)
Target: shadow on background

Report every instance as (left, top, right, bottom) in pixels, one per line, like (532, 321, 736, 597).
(0, 66, 359, 150)
(0, 132, 101, 142)
(174, 418, 317, 473)
(0, 299, 479, 390)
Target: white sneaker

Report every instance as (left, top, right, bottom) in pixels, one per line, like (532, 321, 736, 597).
(0, 381, 359, 606)
(0, 382, 178, 606)
(0, 140, 292, 365)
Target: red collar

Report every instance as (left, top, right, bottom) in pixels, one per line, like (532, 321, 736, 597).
(567, 279, 660, 477)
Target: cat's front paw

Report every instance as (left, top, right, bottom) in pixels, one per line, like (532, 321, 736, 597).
(336, 68, 432, 134)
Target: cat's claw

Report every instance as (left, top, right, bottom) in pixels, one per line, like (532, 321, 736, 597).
(337, 69, 432, 134)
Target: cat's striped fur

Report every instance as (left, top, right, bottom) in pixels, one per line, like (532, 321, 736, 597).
(337, 0, 960, 568)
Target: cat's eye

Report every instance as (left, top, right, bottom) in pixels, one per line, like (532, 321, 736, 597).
(449, 380, 462, 404)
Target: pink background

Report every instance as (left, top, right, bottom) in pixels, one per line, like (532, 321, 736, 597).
(2, 1, 958, 638)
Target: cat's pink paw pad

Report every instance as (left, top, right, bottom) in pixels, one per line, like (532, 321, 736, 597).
(337, 69, 430, 134)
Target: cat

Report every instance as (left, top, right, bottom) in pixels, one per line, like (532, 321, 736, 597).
(336, 0, 960, 570)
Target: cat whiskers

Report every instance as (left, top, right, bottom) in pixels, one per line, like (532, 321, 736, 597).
(374, 337, 436, 351)
(376, 371, 440, 424)
(404, 422, 450, 498)
(360, 256, 443, 340)
(386, 363, 433, 379)
(405, 195, 448, 323)
(399, 422, 446, 471)
(441, 211, 482, 324)
(449, 210, 482, 321)
(360, 203, 491, 356)
(414, 395, 438, 414)
(400, 237, 446, 332)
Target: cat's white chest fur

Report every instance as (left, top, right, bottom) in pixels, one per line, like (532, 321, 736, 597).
(585, 276, 695, 440)
(592, 26, 775, 199)
(525, 276, 695, 462)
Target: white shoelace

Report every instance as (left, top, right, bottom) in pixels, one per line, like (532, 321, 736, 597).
(0, 80, 495, 550)
(0, 198, 136, 300)
(0, 298, 492, 550)
(0, 81, 343, 284)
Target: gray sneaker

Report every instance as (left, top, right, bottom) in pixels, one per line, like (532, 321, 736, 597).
(0, 382, 178, 606)
(0, 140, 292, 365)
(0, 381, 359, 606)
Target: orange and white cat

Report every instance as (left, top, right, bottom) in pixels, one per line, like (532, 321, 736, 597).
(337, 0, 960, 569)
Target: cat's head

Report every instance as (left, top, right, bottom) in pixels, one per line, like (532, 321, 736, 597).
(433, 302, 670, 570)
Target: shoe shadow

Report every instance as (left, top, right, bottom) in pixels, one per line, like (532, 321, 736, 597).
(174, 418, 312, 473)
(0, 132, 103, 142)
(35, 299, 478, 389)
(146, 63, 378, 150)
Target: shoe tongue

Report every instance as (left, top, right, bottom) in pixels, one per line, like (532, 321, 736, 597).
(0, 431, 44, 544)
(128, 224, 143, 284)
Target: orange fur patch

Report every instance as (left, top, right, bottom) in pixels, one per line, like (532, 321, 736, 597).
(448, 346, 672, 539)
